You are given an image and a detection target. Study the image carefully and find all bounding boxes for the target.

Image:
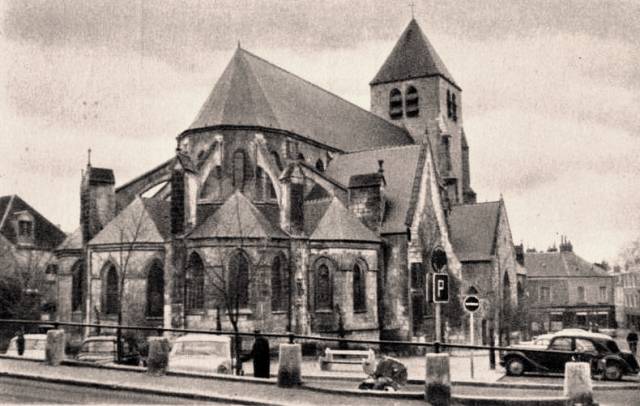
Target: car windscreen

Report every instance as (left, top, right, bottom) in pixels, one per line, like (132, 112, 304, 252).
(172, 341, 228, 357)
(81, 341, 115, 353)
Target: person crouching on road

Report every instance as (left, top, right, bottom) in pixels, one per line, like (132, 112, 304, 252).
(241, 329, 271, 378)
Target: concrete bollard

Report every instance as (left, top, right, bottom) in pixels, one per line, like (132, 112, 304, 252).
(564, 362, 594, 406)
(45, 329, 66, 366)
(277, 343, 302, 387)
(146, 336, 170, 376)
(425, 353, 451, 406)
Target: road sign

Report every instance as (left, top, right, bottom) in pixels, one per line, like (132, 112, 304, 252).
(464, 295, 480, 313)
(430, 247, 448, 272)
(432, 273, 449, 303)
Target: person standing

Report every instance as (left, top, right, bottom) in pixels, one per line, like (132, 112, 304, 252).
(242, 330, 271, 378)
(16, 329, 25, 356)
(627, 327, 638, 356)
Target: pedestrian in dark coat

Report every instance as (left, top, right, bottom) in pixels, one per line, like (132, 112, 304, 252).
(16, 330, 25, 356)
(627, 328, 638, 355)
(242, 330, 270, 378)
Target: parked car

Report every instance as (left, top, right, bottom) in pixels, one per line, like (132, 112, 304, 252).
(168, 334, 233, 374)
(5, 334, 47, 360)
(501, 330, 639, 380)
(75, 335, 142, 366)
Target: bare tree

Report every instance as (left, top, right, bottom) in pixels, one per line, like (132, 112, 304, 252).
(619, 238, 640, 270)
(0, 242, 54, 321)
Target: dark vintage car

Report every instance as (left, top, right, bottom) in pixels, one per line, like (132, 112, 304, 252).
(500, 331, 639, 380)
(75, 336, 142, 366)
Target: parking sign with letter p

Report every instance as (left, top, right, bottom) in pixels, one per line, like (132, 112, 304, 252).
(432, 273, 449, 303)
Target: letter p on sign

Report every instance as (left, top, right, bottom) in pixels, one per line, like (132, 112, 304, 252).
(433, 273, 449, 303)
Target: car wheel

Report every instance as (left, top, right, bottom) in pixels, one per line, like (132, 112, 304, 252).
(604, 363, 623, 381)
(506, 358, 525, 376)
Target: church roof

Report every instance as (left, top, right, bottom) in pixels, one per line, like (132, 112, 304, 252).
(189, 190, 288, 240)
(187, 47, 413, 152)
(370, 19, 458, 88)
(56, 227, 83, 252)
(309, 197, 380, 243)
(525, 251, 612, 279)
(0, 194, 66, 250)
(448, 201, 501, 262)
(88, 196, 168, 245)
(325, 145, 425, 234)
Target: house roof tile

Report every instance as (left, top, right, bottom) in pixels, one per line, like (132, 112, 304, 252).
(0, 194, 66, 250)
(525, 251, 612, 278)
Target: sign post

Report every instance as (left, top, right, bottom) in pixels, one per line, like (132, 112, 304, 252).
(430, 247, 448, 343)
(464, 295, 480, 379)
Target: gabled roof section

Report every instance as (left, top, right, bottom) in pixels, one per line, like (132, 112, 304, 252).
(370, 19, 458, 88)
(325, 145, 424, 234)
(189, 190, 287, 239)
(89, 196, 167, 245)
(448, 201, 501, 262)
(56, 227, 83, 252)
(187, 47, 414, 152)
(525, 251, 613, 278)
(142, 198, 172, 240)
(0, 195, 66, 250)
(309, 197, 380, 243)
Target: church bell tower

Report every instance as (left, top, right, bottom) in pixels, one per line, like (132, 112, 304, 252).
(370, 19, 475, 204)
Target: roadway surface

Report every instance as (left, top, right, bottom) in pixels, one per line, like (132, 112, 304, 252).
(0, 376, 213, 404)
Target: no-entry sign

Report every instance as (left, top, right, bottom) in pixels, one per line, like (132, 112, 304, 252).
(464, 295, 480, 313)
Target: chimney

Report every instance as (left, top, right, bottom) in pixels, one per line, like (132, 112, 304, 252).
(80, 159, 116, 243)
(347, 163, 386, 232)
(171, 149, 199, 235)
(279, 164, 305, 236)
(559, 235, 573, 252)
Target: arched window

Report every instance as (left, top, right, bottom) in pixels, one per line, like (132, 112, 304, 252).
(271, 254, 289, 312)
(353, 261, 367, 312)
(186, 253, 205, 312)
(146, 260, 164, 318)
(389, 88, 403, 119)
(71, 260, 85, 312)
(296, 153, 305, 162)
(255, 166, 265, 201)
(446, 90, 452, 118)
(228, 252, 249, 308)
(405, 86, 419, 117)
(314, 260, 333, 311)
(233, 149, 247, 190)
(271, 151, 283, 171)
(104, 264, 119, 316)
(315, 159, 325, 172)
(467, 286, 479, 295)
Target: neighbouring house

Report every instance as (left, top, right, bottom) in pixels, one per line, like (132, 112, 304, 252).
(525, 238, 615, 334)
(615, 267, 640, 329)
(0, 195, 66, 322)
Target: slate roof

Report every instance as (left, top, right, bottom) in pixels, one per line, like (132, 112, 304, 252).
(525, 251, 612, 279)
(187, 47, 414, 152)
(56, 227, 83, 252)
(0, 195, 66, 250)
(88, 196, 167, 245)
(448, 201, 501, 262)
(87, 167, 115, 185)
(370, 19, 458, 88)
(189, 191, 287, 239)
(309, 197, 380, 243)
(325, 145, 424, 234)
(303, 199, 332, 236)
(142, 198, 172, 240)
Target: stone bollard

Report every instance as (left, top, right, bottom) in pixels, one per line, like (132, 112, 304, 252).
(45, 329, 66, 366)
(564, 362, 594, 406)
(277, 343, 302, 387)
(425, 353, 451, 406)
(146, 336, 170, 376)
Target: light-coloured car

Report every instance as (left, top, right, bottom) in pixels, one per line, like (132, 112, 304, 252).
(5, 334, 47, 360)
(168, 334, 233, 374)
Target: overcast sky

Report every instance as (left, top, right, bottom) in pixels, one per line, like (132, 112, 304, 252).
(1, 0, 639, 263)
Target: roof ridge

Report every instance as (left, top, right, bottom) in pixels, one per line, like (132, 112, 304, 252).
(452, 200, 500, 207)
(343, 143, 422, 155)
(235, 49, 280, 128)
(0, 194, 16, 231)
(239, 48, 412, 141)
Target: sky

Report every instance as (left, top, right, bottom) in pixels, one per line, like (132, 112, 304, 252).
(1, 0, 639, 264)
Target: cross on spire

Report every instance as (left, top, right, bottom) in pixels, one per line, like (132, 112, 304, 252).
(409, 1, 415, 18)
(87, 148, 92, 166)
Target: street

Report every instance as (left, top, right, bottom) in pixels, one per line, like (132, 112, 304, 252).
(0, 376, 212, 404)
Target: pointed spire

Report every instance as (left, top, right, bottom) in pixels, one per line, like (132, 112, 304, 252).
(370, 19, 458, 88)
(87, 148, 92, 167)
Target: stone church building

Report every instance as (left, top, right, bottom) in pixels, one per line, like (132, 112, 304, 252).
(54, 19, 520, 344)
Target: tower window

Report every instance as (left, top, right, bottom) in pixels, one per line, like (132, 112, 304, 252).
(446, 90, 452, 118)
(405, 86, 419, 117)
(452, 93, 458, 122)
(389, 88, 403, 119)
